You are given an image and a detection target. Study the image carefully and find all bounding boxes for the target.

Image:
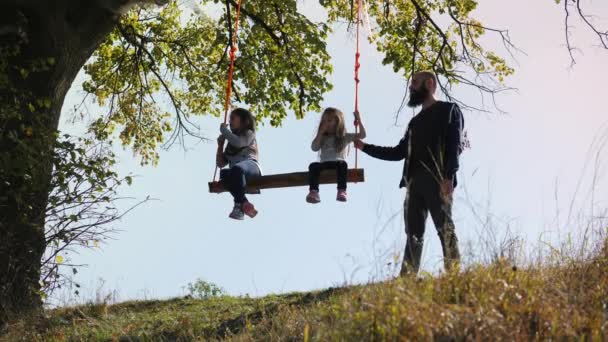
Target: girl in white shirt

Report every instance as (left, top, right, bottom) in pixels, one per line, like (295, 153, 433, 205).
(307, 107, 366, 203)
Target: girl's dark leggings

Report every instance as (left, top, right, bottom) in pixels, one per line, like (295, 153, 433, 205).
(308, 160, 348, 191)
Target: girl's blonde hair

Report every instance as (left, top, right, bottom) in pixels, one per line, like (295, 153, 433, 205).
(317, 107, 348, 152)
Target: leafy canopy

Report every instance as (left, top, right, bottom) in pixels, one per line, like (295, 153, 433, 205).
(82, 0, 513, 164)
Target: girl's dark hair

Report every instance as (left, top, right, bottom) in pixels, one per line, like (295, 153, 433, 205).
(231, 108, 256, 133)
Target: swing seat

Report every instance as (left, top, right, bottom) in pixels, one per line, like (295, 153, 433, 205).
(208, 168, 365, 194)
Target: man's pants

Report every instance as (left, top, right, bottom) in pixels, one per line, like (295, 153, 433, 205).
(401, 173, 460, 276)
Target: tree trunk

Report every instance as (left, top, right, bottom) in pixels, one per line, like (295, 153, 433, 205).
(0, 1, 117, 323)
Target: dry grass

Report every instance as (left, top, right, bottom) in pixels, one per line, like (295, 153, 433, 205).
(2, 235, 607, 341)
(238, 238, 608, 341)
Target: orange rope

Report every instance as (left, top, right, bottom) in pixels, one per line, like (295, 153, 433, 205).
(354, 0, 362, 171)
(214, 0, 244, 182)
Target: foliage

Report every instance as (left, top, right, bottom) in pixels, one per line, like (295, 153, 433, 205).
(0, 33, 57, 228)
(323, 0, 516, 111)
(83, 0, 332, 164)
(186, 278, 226, 300)
(41, 136, 143, 298)
(0, 31, 144, 310)
(80, 0, 519, 165)
(0, 27, 62, 316)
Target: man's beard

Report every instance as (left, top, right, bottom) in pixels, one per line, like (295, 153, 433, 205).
(407, 86, 429, 108)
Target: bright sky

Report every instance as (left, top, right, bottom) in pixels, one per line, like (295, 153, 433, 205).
(54, 0, 608, 304)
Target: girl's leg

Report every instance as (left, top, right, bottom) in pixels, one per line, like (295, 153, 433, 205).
(308, 162, 322, 191)
(307, 162, 323, 203)
(230, 161, 261, 203)
(233, 161, 261, 217)
(236, 160, 261, 180)
(335, 160, 348, 190)
(227, 166, 247, 204)
(220, 168, 234, 195)
(221, 168, 245, 220)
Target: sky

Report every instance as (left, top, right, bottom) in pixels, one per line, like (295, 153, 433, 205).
(53, 0, 608, 305)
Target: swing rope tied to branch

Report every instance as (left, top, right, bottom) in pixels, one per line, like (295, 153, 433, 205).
(214, 0, 244, 182)
(223, 0, 243, 125)
(353, 0, 362, 172)
(209, 0, 367, 193)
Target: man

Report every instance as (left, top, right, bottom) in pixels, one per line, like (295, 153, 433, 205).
(354, 71, 464, 276)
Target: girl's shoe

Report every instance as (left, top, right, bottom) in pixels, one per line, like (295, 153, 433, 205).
(306, 190, 321, 204)
(229, 205, 245, 220)
(242, 201, 258, 218)
(336, 190, 347, 202)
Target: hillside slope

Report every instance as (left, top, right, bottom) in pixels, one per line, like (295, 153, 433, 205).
(4, 240, 608, 341)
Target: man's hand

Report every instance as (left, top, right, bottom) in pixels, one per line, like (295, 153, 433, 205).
(220, 123, 228, 132)
(440, 178, 454, 200)
(353, 138, 365, 150)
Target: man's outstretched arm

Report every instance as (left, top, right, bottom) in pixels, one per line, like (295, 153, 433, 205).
(355, 129, 409, 162)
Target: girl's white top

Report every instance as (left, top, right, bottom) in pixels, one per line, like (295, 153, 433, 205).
(311, 133, 357, 162)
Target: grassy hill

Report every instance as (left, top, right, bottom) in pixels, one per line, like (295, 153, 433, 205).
(4, 239, 607, 341)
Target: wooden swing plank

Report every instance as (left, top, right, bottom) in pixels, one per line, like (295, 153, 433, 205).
(208, 168, 365, 194)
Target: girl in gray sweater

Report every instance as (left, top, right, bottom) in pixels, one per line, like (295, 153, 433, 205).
(216, 108, 261, 220)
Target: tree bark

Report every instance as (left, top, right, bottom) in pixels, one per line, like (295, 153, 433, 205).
(0, 0, 118, 323)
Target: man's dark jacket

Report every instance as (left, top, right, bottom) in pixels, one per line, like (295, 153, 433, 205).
(362, 101, 464, 188)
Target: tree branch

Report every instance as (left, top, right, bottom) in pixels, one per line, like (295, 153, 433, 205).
(562, 0, 607, 65)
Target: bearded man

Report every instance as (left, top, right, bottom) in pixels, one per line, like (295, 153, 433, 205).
(354, 71, 465, 276)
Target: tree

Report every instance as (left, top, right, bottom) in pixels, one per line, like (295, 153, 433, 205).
(0, 1, 132, 322)
(0, 0, 605, 322)
(42, 136, 145, 298)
